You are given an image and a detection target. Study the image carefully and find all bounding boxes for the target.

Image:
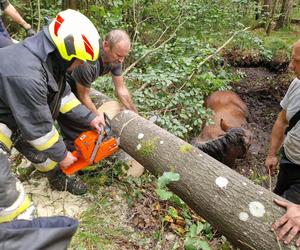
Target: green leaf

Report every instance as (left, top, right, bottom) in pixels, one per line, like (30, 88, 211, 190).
(196, 222, 204, 234)
(198, 241, 211, 250)
(184, 238, 197, 250)
(189, 224, 197, 238)
(168, 206, 179, 218)
(157, 172, 180, 188)
(184, 238, 211, 250)
(156, 188, 173, 200)
(170, 195, 186, 207)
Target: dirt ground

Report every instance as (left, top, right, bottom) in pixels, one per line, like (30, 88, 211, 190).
(232, 67, 293, 186)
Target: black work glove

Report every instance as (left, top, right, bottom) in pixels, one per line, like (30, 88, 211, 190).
(26, 28, 36, 37)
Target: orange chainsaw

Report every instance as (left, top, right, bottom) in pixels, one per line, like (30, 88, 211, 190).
(61, 113, 119, 175)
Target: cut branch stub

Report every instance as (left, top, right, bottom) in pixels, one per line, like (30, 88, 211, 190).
(111, 110, 291, 250)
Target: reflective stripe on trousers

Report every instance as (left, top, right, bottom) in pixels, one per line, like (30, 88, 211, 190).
(0, 148, 30, 223)
(0, 123, 12, 150)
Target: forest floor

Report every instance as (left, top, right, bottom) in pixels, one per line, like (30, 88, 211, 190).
(14, 65, 294, 250)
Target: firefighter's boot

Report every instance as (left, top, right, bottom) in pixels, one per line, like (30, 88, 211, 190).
(46, 167, 87, 195)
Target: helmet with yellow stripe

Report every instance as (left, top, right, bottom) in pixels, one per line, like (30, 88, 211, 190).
(48, 9, 100, 62)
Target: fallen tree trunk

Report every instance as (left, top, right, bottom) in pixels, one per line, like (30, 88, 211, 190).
(110, 110, 291, 250)
(90, 89, 145, 177)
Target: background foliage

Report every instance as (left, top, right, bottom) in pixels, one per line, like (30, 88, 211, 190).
(7, 0, 295, 139)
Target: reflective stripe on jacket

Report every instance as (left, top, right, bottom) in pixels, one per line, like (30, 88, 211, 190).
(32, 158, 57, 172)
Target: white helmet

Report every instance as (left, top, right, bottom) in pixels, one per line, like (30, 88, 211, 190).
(48, 9, 100, 61)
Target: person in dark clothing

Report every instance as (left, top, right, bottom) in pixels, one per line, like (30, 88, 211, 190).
(68, 29, 137, 114)
(0, 9, 104, 223)
(0, 0, 35, 47)
(0, 216, 79, 250)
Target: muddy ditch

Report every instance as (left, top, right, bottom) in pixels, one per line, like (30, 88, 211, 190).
(231, 66, 293, 186)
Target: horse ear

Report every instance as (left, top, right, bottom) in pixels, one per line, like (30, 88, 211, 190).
(220, 118, 230, 132)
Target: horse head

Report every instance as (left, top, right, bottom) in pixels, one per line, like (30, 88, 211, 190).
(225, 127, 252, 160)
(191, 127, 252, 168)
(220, 118, 252, 150)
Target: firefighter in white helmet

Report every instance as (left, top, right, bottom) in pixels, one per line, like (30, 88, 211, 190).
(0, 9, 105, 223)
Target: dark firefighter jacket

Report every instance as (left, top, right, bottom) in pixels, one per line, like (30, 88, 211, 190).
(0, 27, 96, 163)
(0, 216, 78, 250)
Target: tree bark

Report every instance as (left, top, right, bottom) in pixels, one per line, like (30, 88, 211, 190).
(253, 0, 271, 29)
(276, 0, 294, 29)
(108, 110, 293, 249)
(255, 0, 261, 20)
(262, 0, 272, 19)
(62, 0, 78, 10)
(266, 0, 279, 35)
(90, 89, 145, 177)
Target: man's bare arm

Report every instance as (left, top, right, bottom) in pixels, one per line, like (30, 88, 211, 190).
(112, 75, 137, 113)
(75, 82, 99, 115)
(4, 3, 31, 30)
(265, 110, 289, 175)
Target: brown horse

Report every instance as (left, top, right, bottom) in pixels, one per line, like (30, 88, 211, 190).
(191, 90, 252, 167)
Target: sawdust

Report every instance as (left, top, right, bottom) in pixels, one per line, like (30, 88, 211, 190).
(23, 177, 92, 218)
(10, 152, 92, 219)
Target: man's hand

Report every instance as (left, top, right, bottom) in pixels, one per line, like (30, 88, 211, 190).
(60, 151, 77, 169)
(273, 199, 300, 246)
(113, 75, 138, 113)
(265, 154, 278, 176)
(90, 113, 105, 133)
(26, 28, 36, 37)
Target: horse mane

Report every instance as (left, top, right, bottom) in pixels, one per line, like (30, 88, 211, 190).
(193, 128, 247, 167)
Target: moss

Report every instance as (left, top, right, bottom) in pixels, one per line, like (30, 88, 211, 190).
(138, 137, 160, 157)
(180, 144, 193, 153)
(168, 165, 176, 172)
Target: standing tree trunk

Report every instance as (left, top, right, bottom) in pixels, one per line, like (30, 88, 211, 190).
(276, 0, 294, 29)
(254, 0, 272, 28)
(266, 0, 279, 35)
(262, 0, 272, 19)
(255, 0, 261, 20)
(62, 0, 78, 10)
(108, 110, 295, 249)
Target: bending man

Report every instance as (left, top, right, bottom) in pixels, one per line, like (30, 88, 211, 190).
(68, 29, 137, 114)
